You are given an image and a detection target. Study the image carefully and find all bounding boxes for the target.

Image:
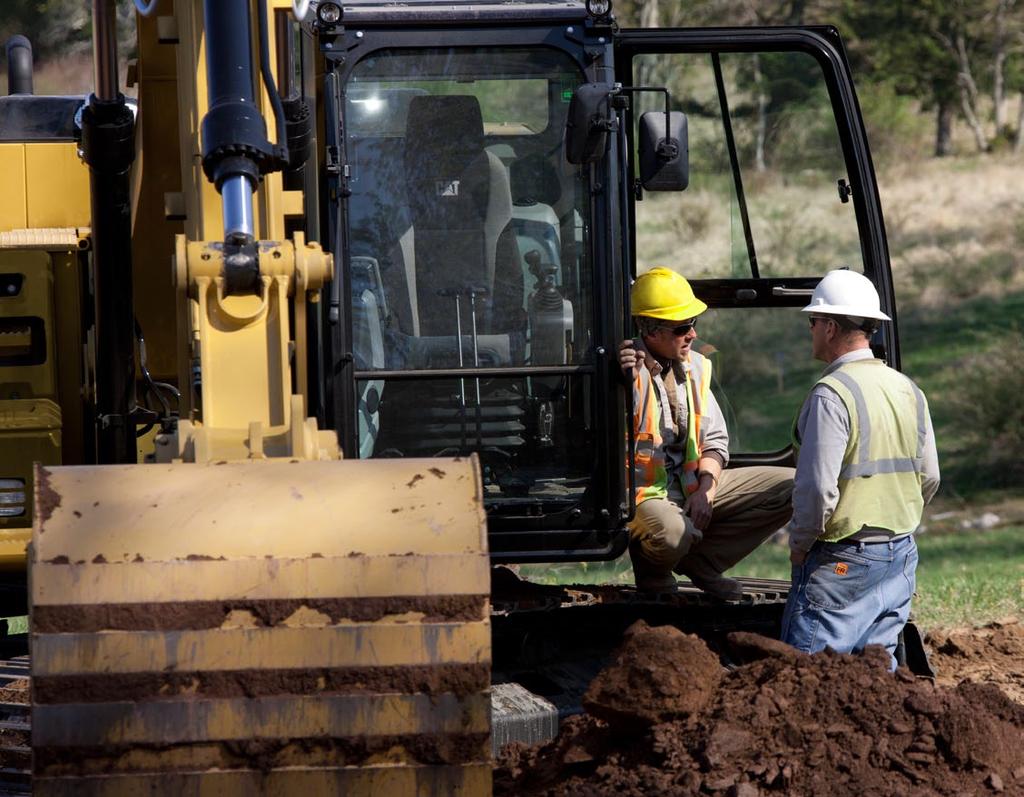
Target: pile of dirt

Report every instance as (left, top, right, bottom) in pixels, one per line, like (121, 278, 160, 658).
(927, 619, 1024, 705)
(582, 621, 722, 729)
(495, 621, 1024, 796)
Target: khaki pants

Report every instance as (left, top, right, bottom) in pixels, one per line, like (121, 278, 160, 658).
(628, 466, 794, 582)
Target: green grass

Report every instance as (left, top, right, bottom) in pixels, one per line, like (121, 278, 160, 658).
(1, 615, 27, 635)
(899, 292, 1024, 495)
(521, 526, 1024, 633)
(732, 526, 1024, 630)
(911, 526, 1024, 629)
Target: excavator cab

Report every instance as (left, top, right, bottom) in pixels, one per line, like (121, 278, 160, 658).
(322, 5, 900, 565)
(327, 36, 608, 560)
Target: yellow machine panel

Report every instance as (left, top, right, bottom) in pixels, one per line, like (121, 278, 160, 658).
(0, 142, 90, 232)
(0, 250, 57, 399)
(0, 250, 64, 546)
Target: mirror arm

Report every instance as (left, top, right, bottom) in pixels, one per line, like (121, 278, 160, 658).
(616, 85, 676, 160)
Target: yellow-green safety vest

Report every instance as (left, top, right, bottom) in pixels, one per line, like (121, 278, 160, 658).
(794, 358, 929, 541)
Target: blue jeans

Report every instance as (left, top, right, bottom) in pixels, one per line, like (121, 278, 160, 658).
(781, 535, 918, 670)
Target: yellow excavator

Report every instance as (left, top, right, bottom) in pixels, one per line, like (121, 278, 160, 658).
(0, 0, 923, 793)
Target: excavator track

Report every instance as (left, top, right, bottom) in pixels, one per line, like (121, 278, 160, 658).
(0, 655, 29, 790)
(0, 655, 30, 795)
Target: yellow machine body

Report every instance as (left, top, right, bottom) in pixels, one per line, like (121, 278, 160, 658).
(0, 139, 90, 559)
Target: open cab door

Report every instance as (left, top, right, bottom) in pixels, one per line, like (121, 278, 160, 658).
(616, 27, 899, 467)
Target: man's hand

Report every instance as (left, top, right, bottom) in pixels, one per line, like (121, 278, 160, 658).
(686, 486, 715, 530)
(790, 549, 806, 566)
(618, 339, 642, 380)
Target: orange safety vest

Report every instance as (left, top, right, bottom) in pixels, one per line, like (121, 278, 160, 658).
(629, 351, 712, 506)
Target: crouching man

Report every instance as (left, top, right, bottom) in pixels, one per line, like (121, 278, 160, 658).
(620, 267, 794, 600)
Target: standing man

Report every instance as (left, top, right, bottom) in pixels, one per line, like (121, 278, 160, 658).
(619, 268, 793, 600)
(782, 269, 940, 669)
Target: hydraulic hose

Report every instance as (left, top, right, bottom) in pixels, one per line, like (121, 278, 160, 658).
(257, 0, 289, 166)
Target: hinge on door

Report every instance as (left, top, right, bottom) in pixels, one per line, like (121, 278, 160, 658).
(325, 145, 341, 176)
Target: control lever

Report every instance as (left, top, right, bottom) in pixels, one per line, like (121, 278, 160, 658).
(438, 285, 489, 449)
(467, 286, 487, 448)
(438, 287, 468, 449)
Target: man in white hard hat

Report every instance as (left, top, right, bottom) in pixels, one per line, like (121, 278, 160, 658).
(782, 269, 940, 669)
(619, 267, 794, 601)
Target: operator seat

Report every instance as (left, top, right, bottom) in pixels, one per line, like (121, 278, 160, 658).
(369, 95, 527, 459)
(403, 95, 523, 344)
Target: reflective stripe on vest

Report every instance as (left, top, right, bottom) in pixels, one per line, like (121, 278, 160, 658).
(800, 359, 928, 541)
(633, 367, 668, 503)
(826, 367, 928, 481)
(679, 357, 708, 495)
(630, 352, 712, 505)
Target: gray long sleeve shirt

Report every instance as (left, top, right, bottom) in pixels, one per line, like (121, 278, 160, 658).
(790, 348, 940, 554)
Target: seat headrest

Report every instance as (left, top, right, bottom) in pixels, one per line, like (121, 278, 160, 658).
(510, 152, 562, 207)
(405, 95, 485, 173)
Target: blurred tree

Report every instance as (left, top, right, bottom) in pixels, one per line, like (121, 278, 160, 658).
(623, 0, 1024, 157)
(0, 1, 49, 51)
(841, 2, 962, 156)
(844, 0, 1024, 156)
(930, 0, 994, 153)
(0, 0, 135, 64)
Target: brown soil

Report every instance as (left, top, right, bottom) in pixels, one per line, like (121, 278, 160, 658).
(582, 621, 722, 730)
(927, 619, 1024, 705)
(495, 621, 1024, 796)
(33, 662, 490, 703)
(32, 594, 487, 632)
(0, 678, 30, 771)
(0, 678, 29, 706)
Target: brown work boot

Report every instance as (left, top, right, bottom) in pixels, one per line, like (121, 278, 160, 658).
(628, 539, 680, 593)
(675, 559, 744, 601)
(634, 572, 679, 594)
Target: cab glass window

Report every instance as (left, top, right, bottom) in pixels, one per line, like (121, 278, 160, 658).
(633, 50, 863, 278)
(342, 46, 596, 511)
(632, 48, 862, 455)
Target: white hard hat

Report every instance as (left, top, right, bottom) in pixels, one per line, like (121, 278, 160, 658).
(801, 269, 891, 321)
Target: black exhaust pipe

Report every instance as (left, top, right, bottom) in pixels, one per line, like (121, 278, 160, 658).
(5, 35, 33, 95)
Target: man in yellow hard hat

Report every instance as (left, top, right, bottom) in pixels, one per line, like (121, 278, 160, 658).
(782, 269, 940, 669)
(619, 267, 794, 599)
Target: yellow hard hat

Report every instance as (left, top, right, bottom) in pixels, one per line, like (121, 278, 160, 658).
(630, 267, 708, 320)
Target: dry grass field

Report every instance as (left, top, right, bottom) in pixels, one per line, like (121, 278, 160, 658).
(882, 154, 1024, 305)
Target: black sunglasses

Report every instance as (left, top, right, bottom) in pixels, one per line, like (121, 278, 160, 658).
(808, 315, 830, 328)
(660, 319, 698, 336)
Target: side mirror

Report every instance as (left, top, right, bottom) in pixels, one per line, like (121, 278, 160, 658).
(565, 83, 615, 165)
(638, 110, 688, 191)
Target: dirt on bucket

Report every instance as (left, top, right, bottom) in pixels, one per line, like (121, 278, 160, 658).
(495, 620, 1024, 796)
